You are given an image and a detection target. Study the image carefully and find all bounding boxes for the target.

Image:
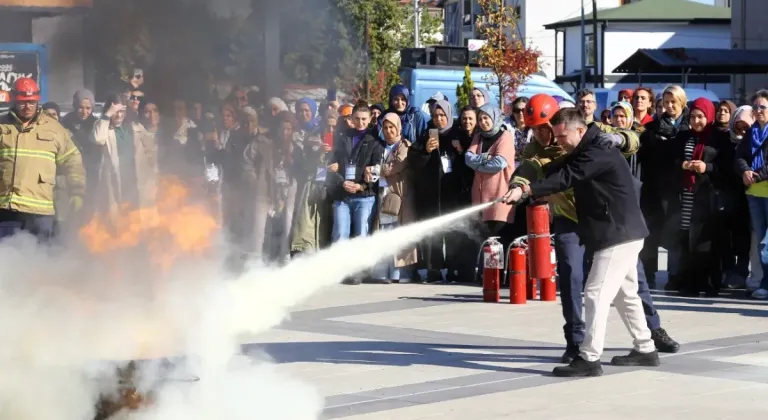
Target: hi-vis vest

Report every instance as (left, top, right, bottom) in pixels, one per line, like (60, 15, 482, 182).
(0, 111, 85, 216)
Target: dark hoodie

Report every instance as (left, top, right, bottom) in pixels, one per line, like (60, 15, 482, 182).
(377, 85, 428, 144)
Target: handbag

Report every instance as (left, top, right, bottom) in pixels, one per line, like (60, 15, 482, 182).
(380, 191, 402, 216)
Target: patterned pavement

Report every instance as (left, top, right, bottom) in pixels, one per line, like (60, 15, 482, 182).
(248, 258, 768, 420)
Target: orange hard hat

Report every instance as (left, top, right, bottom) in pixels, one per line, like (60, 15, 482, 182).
(524, 94, 559, 127)
(12, 78, 41, 102)
(339, 103, 353, 117)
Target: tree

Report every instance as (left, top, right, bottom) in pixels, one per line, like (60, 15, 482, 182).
(333, 0, 442, 101)
(476, 0, 542, 110)
(455, 66, 474, 109)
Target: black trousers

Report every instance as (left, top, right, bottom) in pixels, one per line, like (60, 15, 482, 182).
(678, 229, 722, 295)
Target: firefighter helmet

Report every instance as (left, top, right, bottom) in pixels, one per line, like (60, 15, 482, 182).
(12, 78, 41, 102)
(338, 103, 353, 117)
(524, 94, 559, 127)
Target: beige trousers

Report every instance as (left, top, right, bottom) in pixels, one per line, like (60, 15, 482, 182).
(581, 239, 656, 362)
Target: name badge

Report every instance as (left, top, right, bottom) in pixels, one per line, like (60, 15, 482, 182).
(345, 166, 357, 181)
(275, 169, 288, 185)
(315, 166, 327, 182)
(441, 155, 452, 173)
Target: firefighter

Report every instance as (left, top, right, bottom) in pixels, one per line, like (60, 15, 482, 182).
(508, 93, 679, 365)
(0, 77, 85, 240)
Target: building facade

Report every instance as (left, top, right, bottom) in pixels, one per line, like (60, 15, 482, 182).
(440, 0, 626, 80)
(730, 0, 768, 102)
(545, 0, 732, 98)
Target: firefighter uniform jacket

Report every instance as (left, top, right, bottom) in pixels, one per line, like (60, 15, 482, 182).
(0, 110, 86, 216)
(510, 122, 639, 223)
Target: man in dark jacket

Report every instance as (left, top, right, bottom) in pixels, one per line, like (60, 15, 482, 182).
(505, 108, 658, 377)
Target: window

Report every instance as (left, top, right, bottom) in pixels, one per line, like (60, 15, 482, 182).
(463, 0, 472, 26)
(585, 33, 595, 67)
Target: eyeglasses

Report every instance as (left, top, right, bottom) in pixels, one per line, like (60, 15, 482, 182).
(578, 99, 595, 105)
(513, 108, 525, 114)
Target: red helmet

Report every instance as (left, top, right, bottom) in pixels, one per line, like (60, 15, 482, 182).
(12, 78, 41, 102)
(524, 94, 559, 127)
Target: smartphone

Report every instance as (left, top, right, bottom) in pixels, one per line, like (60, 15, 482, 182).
(429, 128, 439, 139)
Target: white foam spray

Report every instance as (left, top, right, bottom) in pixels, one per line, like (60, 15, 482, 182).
(0, 201, 491, 420)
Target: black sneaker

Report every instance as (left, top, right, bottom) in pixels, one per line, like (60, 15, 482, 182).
(341, 277, 362, 285)
(611, 349, 660, 367)
(651, 328, 680, 353)
(552, 355, 603, 377)
(561, 346, 580, 364)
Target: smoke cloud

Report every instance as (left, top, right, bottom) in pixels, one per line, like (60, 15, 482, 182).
(0, 199, 490, 419)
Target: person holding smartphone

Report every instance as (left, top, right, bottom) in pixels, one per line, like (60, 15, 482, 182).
(407, 100, 473, 283)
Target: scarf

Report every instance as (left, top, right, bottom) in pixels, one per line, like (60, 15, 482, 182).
(751, 122, 768, 171)
(611, 101, 634, 129)
(295, 97, 319, 133)
(478, 103, 502, 138)
(683, 98, 714, 192)
(432, 99, 454, 134)
(731, 105, 755, 144)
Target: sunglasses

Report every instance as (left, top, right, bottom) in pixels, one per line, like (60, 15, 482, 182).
(129, 95, 143, 101)
(513, 108, 525, 114)
(755, 105, 768, 111)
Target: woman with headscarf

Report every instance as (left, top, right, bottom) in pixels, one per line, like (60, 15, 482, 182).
(265, 111, 302, 263)
(370, 113, 417, 283)
(717, 105, 755, 290)
(407, 99, 470, 282)
(378, 85, 428, 144)
(670, 98, 724, 296)
(611, 101, 641, 180)
(715, 100, 737, 133)
(288, 104, 334, 258)
(465, 104, 516, 251)
(241, 106, 274, 263)
(294, 97, 321, 136)
(470, 88, 491, 109)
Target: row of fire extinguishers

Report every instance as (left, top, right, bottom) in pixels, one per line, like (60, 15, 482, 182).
(476, 203, 558, 304)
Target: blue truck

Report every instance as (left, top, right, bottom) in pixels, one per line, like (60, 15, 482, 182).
(398, 65, 574, 113)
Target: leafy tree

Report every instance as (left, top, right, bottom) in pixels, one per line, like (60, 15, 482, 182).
(333, 0, 442, 101)
(476, 0, 541, 110)
(455, 66, 474, 109)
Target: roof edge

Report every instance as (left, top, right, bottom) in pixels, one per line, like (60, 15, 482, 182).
(544, 17, 730, 30)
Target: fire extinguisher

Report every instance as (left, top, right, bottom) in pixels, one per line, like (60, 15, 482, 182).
(526, 203, 556, 302)
(505, 238, 528, 304)
(477, 237, 504, 302)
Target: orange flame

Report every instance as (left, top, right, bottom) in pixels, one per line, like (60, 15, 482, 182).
(79, 178, 220, 273)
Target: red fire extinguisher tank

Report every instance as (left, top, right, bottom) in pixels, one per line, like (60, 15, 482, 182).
(508, 245, 527, 304)
(482, 238, 504, 302)
(527, 203, 557, 301)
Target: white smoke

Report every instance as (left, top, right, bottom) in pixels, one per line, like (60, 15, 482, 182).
(0, 202, 490, 419)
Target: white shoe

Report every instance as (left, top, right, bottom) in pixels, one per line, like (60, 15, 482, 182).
(751, 288, 768, 299)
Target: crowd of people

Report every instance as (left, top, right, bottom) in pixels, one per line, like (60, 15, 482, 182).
(3, 73, 768, 301)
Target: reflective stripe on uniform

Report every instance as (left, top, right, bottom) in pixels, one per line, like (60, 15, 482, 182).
(0, 194, 55, 209)
(56, 146, 78, 163)
(0, 148, 56, 162)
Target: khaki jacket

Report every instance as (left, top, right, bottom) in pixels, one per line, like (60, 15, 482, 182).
(0, 110, 85, 216)
(92, 118, 158, 225)
(511, 121, 639, 222)
(379, 139, 417, 267)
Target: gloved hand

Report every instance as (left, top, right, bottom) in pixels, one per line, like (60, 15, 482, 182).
(69, 196, 83, 213)
(597, 133, 624, 148)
